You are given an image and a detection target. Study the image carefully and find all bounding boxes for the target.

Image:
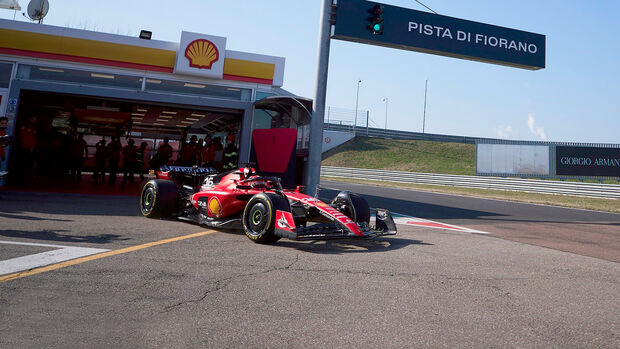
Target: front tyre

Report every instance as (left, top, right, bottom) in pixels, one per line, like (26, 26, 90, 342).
(140, 179, 179, 218)
(243, 193, 289, 244)
(331, 191, 370, 224)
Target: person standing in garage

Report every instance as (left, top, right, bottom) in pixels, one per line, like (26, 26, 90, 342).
(106, 136, 122, 184)
(150, 136, 173, 169)
(179, 135, 199, 166)
(135, 141, 148, 181)
(69, 133, 88, 182)
(122, 138, 137, 183)
(200, 134, 214, 167)
(223, 134, 238, 171)
(212, 136, 223, 171)
(16, 116, 38, 184)
(93, 138, 106, 183)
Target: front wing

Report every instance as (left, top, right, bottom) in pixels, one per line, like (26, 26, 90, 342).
(274, 208, 397, 241)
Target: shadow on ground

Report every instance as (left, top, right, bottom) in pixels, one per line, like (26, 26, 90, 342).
(0, 229, 130, 244)
(318, 188, 506, 221)
(0, 191, 140, 217)
(275, 236, 432, 255)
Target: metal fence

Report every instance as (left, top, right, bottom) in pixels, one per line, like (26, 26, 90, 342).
(321, 166, 620, 199)
(324, 123, 485, 144)
(324, 123, 620, 148)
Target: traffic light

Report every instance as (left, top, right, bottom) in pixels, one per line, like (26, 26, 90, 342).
(366, 4, 384, 35)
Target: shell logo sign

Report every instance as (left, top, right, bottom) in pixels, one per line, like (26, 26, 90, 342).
(174, 31, 226, 79)
(184, 39, 219, 69)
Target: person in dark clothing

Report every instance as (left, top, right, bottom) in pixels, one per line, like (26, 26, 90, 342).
(135, 141, 148, 181)
(212, 137, 224, 171)
(17, 116, 37, 183)
(222, 134, 238, 171)
(93, 138, 107, 183)
(122, 138, 137, 183)
(106, 136, 122, 184)
(179, 135, 199, 166)
(69, 133, 88, 182)
(150, 137, 173, 170)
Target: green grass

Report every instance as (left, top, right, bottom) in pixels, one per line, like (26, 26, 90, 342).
(322, 137, 476, 175)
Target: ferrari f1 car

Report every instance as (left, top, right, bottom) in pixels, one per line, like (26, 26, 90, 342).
(139, 164, 397, 244)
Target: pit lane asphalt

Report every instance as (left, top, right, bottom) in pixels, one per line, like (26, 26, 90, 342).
(0, 190, 618, 348)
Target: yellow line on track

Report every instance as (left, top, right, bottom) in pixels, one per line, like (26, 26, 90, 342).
(0, 230, 217, 283)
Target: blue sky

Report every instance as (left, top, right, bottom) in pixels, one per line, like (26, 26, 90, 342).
(1, 0, 619, 143)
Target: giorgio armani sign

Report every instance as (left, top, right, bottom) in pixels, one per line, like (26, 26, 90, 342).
(556, 146, 620, 177)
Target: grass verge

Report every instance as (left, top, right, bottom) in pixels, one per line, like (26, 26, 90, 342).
(321, 176, 620, 214)
(322, 137, 476, 175)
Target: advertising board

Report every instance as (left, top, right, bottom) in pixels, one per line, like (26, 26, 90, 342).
(477, 144, 549, 176)
(556, 146, 620, 177)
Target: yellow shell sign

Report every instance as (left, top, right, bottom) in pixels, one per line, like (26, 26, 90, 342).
(184, 39, 219, 69)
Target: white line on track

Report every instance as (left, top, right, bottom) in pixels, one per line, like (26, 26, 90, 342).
(391, 215, 489, 234)
(372, 211, 489, 234)
(321, 185, 489, 234)
(0, 241, 110, 276)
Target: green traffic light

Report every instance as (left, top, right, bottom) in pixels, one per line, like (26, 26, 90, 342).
(373, 23, 381, 31)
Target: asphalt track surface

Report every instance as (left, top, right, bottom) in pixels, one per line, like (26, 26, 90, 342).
(0, 186, 618, 348)
(321, 180, 620, 263)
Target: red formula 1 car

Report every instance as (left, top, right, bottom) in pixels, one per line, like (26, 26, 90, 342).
(139, 164, 397, 244)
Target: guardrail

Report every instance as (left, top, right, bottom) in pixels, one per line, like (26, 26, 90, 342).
(321, 166, 620, 199)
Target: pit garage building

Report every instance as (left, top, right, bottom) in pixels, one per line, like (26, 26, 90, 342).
(0, 18, 311, 186)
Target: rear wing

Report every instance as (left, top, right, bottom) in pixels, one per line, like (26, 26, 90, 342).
(154, 165, 218, 188)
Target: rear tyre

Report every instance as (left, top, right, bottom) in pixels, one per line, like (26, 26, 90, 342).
(140, 179, 179, 218)
(243, 193, 289, 244)
(331, 191, 370, 224)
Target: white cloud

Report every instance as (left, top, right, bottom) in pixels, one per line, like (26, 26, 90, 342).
(527, 113, 547, 141)
(495, 125, 517, 139)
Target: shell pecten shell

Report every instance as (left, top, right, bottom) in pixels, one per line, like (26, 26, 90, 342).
(184, 39, 219, 69)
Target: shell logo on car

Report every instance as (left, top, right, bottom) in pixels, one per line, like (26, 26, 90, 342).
(184, 39, 219, 69)
(208, 197, 222, 216)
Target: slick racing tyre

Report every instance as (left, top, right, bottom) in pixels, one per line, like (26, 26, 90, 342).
(140, 179, 179, 218)
(331, 191, 370, 224)
(243, 193, 289, 244)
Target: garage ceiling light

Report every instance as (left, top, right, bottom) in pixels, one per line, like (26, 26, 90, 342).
(146, 79, 161, 84)
(158, 115, 173, 119)
(161, 111, 176, 115)
(137, 108, 147, 112)
(184, 83, 205, 89)
(185, 117, 199, 121)
(153, 122, 165, 126)
(181, 120, 194, 124)
(191, 113, 205, 117)
(226, 88, 241, 91)
(156, 119, 170, 122)
(38, 67, 65, 73)
(91, 73, 115, 79)
(131, 113, 145, 116)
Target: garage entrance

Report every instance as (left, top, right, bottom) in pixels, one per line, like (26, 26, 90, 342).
(7, 90, 244, 187)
